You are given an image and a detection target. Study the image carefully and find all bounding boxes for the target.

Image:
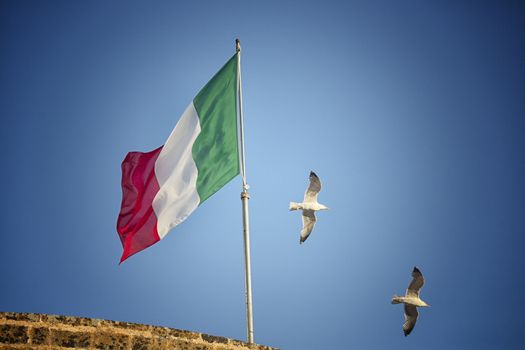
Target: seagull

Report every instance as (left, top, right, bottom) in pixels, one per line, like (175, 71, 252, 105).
(391, 266, 430, 336)
(289, 171, 329, 244)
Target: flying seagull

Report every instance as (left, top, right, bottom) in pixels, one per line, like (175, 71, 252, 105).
(391, 266, 430, 336)
(289, 171, 329, 244)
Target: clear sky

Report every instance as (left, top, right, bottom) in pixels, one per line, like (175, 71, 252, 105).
(1, 1, 524, 349)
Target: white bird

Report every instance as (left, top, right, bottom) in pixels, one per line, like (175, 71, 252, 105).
(391, 266, 430, 336)
(289, 171, 329, 244)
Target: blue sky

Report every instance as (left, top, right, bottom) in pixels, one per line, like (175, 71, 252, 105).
(1, 1, 524, 349)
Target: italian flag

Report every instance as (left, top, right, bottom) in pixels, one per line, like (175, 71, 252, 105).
(117, 54, 239, 263)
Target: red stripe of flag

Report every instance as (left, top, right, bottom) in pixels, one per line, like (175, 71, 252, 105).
(116, 146, 163, 263)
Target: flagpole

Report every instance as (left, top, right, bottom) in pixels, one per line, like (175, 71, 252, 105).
(236, 38, 254, 344)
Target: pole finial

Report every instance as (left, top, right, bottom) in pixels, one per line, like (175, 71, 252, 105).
(236, 38, 241, 52)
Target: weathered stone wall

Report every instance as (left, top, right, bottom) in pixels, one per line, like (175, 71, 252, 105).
(0, 312, 279, 350)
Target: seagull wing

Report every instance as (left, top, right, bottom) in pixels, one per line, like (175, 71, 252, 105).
(406, 266, 425, 298)
(303, 171, 322, 203)
(300, 210, 316, 244)
(403, 304, 419, 336)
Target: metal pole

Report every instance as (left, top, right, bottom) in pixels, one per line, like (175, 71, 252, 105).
(236, 38, 254, 344)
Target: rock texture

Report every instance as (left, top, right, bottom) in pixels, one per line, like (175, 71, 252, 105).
(0, 312, 279, 350)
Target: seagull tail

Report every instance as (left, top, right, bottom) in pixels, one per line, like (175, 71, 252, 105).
(289, 202, 301, 211)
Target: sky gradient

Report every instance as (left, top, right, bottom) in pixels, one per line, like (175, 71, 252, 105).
(1, 1, 525, 349)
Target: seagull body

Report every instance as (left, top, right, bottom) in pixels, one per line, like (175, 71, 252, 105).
(289, 171, 329, 244)
(391, 267, 430, 336)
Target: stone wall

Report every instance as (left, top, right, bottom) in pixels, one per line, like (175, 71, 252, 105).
(0, 312, 279, 350)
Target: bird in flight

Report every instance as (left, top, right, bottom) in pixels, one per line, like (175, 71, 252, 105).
(391, 266, 430, 336)
(289, 171, 329, 244)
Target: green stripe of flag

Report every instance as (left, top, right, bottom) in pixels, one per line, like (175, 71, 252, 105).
(192, 53, 239, 203)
